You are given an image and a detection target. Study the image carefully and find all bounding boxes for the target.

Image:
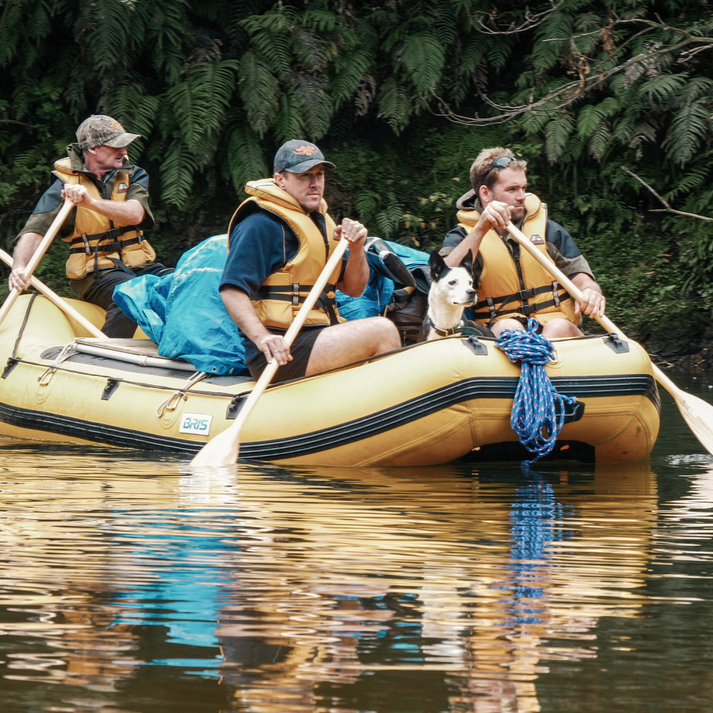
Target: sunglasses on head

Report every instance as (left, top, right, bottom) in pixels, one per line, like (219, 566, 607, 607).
(481, 155, 517, 185)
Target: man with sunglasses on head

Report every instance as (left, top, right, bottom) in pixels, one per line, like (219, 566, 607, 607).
(440, 147, 605, 338)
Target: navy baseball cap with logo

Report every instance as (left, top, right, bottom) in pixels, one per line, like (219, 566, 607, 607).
(273, 139, 336, 174)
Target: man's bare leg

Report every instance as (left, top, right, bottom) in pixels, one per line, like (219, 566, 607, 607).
(541, 318, 582, 338)
(491, 317, 582, 339)
(305, 317, 401, 375)
(491, 318, 525, 337)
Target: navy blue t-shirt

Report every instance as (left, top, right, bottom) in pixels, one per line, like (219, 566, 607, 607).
(219, 207, 345, 365)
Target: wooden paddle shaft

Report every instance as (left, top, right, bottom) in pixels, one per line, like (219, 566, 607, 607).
(191, 234, 351, 465)
(505, 222, 682, 398)
(505, 222, 624, 337)
(0, 248, 105, 339)
(229, 234, 350, 434)
(0, 197, 74, 326)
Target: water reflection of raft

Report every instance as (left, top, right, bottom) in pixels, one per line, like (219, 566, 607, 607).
(0, 294, 660, 465)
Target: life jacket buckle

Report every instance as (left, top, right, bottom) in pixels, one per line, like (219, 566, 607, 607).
(552, 281, 560, 307)
(292, 283, 300, 307)
(82, 233, 91, 255)
(516, 287, 535, 302)
(486, 296, 496, 320)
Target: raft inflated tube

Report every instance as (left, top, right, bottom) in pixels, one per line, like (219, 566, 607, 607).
(74, 343, 197, 372)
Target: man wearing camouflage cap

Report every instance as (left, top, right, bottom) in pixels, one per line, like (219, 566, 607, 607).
(10, 115, 169, 337)
(220, 139, 400, 382)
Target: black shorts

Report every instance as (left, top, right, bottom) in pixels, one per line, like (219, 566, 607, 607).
(508, 316, 544, 333)
(246, 325, 327, 382)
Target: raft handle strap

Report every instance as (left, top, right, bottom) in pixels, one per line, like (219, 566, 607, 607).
(38, 341, 78, 386)
(155, 371, 208, 418)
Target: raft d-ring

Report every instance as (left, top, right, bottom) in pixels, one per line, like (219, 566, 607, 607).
(549, 348, 562, 365)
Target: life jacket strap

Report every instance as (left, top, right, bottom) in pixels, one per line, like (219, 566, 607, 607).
(69, 226, 143, 255)
(471, 283, 571, 323)
(254, 283, 339, 325)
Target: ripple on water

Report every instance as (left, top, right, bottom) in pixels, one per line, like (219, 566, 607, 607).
(0, 435, 711, 710)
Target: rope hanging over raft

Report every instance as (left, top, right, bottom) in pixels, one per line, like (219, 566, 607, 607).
(495, 318, 578, 466)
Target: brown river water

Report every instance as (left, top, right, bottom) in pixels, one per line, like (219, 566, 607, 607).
(0, 371, 712, 712)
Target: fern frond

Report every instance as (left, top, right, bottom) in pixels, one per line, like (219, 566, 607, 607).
(165, 60, 238, 151)
(153, 140, 199, 207)
(577, 97, 620, 138)
(77, 0, 134, 73)
(427, 0, 456, 47)
(108, 84, 160, 139)
(377, 77, 411, 134)
(640, 73, 688, 103)
(221, 119, 269, 195)
(588, 123, 612, 161)
(274, 93, 303, 146)
(143, 0, 189, 85)
(665, 164, 711, 202)
(486, 36, 514, 73)
(532, 11, 573, 72)
(302, 9, 338, 34)
(292, 27, 328, 73)
(331, 46, 373, 105)
(545, 113, 575, 162)
(459, 36, 487, 77)
(290, 74, 334, 140)
(355, 190, 380, 223)
(399, 33, 446, 93)
(662, 99, 711, 165)
(239, 51, 280, 136)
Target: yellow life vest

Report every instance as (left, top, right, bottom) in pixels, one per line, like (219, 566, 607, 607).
(457, 193, 576, 326)
(227, 179, 345, 330)
(53, 158, 156, 280)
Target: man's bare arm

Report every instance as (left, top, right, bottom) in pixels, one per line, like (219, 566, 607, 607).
(444, 200, 513, 267)
(9, 233, 43, 291)
(62, 183, 145, 226)
(220, 286, 293, 366)
(571, 273, 605, 318)
(335, 218, 369, 297)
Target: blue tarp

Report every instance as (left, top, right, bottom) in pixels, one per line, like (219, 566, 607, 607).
(113, 235, 427, 376)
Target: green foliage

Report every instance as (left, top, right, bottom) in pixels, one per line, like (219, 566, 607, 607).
(1, 0, 713, 354)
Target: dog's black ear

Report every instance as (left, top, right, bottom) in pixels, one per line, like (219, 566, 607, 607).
(458, 253, 474, 275)
(429, 250, 447, 282)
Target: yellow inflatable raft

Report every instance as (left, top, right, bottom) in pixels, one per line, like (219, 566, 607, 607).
(0, 294, 660, 465)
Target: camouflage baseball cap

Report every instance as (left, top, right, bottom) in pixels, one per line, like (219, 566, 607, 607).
(76, 115, 141, 151)
(273, 139, 335, 174)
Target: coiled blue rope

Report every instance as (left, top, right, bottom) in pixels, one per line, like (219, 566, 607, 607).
(495, 318, 578, 467)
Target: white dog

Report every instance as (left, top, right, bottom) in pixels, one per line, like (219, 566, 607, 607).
(421, 251, 478, 341)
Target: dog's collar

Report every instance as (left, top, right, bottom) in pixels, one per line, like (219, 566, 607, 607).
(432, 322, 481, 338)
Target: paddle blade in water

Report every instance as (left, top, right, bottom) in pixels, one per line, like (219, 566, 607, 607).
(190, 428, 240, 467)
(670, 388, 713, 457)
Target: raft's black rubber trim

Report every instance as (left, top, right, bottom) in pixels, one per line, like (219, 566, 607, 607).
(0, 373, 659, 460)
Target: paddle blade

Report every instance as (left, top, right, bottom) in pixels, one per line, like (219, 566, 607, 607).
(669, 389, 713, 457)
(190, 427, 240, 467)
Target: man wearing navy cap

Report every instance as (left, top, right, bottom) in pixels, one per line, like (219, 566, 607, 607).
(220, 139, 400, 382)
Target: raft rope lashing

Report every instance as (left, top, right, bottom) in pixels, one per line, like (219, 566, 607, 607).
(495, 318, 578, 466)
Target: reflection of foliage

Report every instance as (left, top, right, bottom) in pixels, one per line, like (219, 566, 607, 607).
(0, 1, 712, 351)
